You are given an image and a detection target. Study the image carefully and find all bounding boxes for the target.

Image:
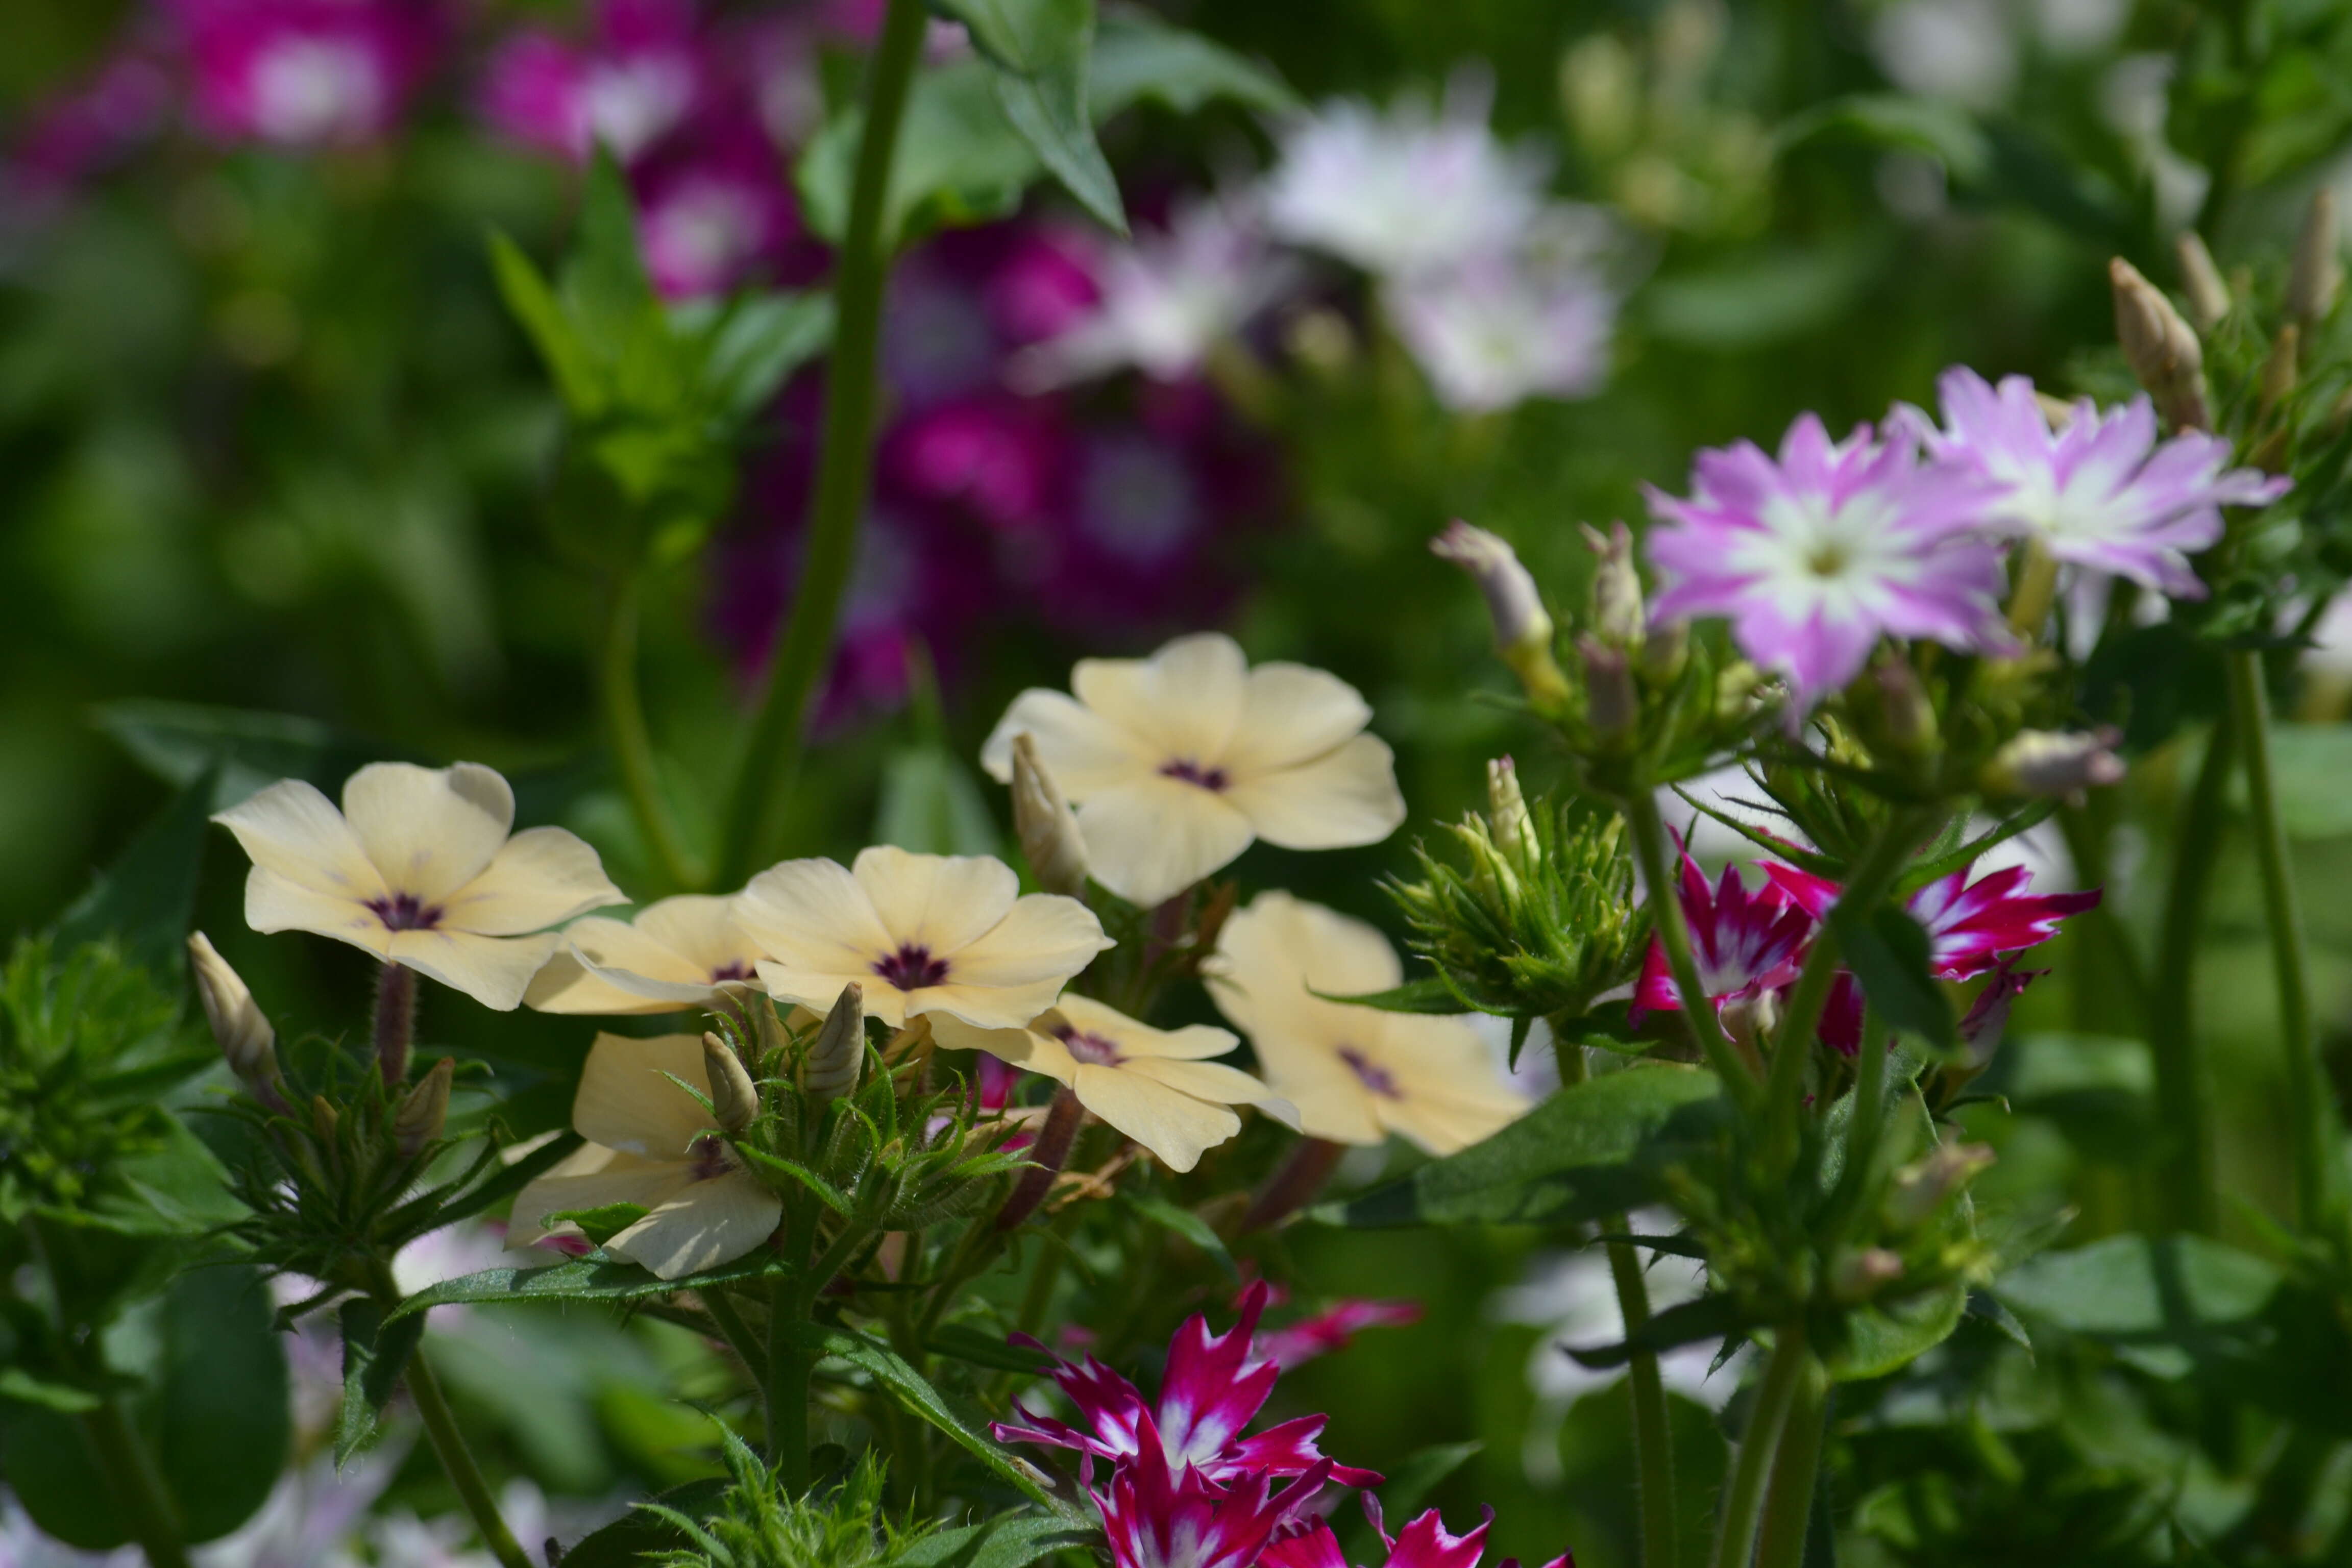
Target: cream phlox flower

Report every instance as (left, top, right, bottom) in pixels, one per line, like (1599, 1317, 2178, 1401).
(526, 894, 766, 1014)
(509, 1032, 781, 1280)
(933, 995, 1296, 1173)
(979, 633, 1407, 909)
(212, 762, 625, 1011)
(1208, 891, 1529, 1154)
(738, 845, 1111, 1030)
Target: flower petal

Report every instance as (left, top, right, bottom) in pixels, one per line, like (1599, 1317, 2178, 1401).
(342, 762, 514, 902)
(932, 1015, 1081, 1085)
(1057, 996, 1238, 1062)
(980, 689, 1157, 796)
(607, 1170, 782, 1280)
(737, 857, 897, 980)
(757, 960, 911, 1027)
(1121, 1056, 1282, 1109)
(632, 895, 762, 976)
(572, 1032, 717, 1157)
(851, 846, 1018, 957)
(932, 893, 1112, 1009)
(1075, 776, 1257, 908)
(1221, 733, 1406, 851)
(1208, 891, 1402, 1034)
(1073, 632, 1250, 764)
(508, 1151, 691, 1250)
(440, 826, 626, 937)
(241, 868, 394, 955)
(1219, 662, 1374, 776)
(526, 915, 708, 1013)
(213, 778, 388, 903)
(1068, 1062, 1242, 1172)
(384, 928, 561, 1011)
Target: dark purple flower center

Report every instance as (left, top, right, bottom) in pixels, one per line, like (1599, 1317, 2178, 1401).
(874, 943, 950, 991)
(708, 962, 752, 983)
(1052, 1023, 1124, 1066)
(1339, 1046, 1403, 1099)
(687, 1133, 736, 1182)
(366, 892, 442, 932)
(1159, 758, 1231, 792)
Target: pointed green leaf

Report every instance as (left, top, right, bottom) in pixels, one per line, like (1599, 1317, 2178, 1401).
(54, 767, 218, 980)
(798, 1323, 1066, 1509)
(1087, 14, 1294, 116)
(1829, 1280, 1968, 1381)
(1309, 976, 1465, 1015)
(1993, 1233, 2282, 1338)
(934, 0, 1125, 232)
(546, 1203, 651, 1247)
(1828, 903, 1955, 1049)
(335, 1296, 424, 1463)
(488, 230, 605, 413)
(388, 1248, 796, 1319)
(1121, 1194, 1237, 1280)
(925, 1324, 1059, 1375)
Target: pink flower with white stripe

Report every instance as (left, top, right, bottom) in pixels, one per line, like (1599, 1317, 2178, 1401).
(1629, 850, 1814, 1024)
(1907, 366, 2290, 599)
(1262, 1498, 1571, 1568)
(1759, 860, 2098, 981)
(995, 1279, 1379, 1489)
(1644, 413, 2006, 709)
(1094, 1429, 1331, 1568)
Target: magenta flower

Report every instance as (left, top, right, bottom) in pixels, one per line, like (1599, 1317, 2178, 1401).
(1263, 1500, 1570, 1568)
(478, 0, 707, 164)
(1256, 1297, 1423, 1371)
(995, 1279, 1380, 1489)
(1629, 850, 1814, 1024)
(1094, 1430, 1331, 1568)
(1909, 366, 2290, 599)
(1760, 860, 2098, 981)
(7, 48, 174, 205)
(630, 113, 809, 299)
(1644, 414, 2006, 708)
(170, 0, 444, 148)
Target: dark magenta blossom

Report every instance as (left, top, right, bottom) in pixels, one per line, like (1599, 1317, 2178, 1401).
(1263, 1498, 1570, 1568)
(995, 1279, 1380, 1489)
(630, 111, 812, 299)
(1630, 850, 1814, 1024)
(168, 0, 446, 148)
(477, 0, 708, 164)
(1093, 1428, 1331, 1568)
(1645, 413, 2006, 710)
(1759, 859, 2098, 981)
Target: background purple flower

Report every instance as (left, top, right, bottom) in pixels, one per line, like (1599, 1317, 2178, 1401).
(477, 0, 707, 165)
(169, 0, 446, 148)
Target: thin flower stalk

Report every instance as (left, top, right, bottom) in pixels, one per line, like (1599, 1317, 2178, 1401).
(1709, 1317, 1810, 1568)
(1623, 791, 1759, 1106)
(2150, 707, 2232, 1233)
(79, 1394, 191, 1568)
(603, 571, 702, 892)
(1754, 1359, 1830, 1568)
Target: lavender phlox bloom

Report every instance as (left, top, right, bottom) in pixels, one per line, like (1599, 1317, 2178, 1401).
(1386, 236, 1615, 411)
(1644, 412, 2008, 709)
(1908, 366, 2291, 600)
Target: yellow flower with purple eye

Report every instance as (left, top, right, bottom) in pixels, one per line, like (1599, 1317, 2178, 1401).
(525, 893, 770, 1015)
(211, 762, 625, 1012)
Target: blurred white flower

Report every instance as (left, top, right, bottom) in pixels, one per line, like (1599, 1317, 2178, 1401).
(1012, 197, 1296, 389)
(1386, 234, 1616, 412)
(1264, 70, 1547, 280)
(1868, 0, 2017, 108)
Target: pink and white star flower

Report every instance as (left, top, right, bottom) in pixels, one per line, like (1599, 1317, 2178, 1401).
(1759, 859, 2098, 981)
(995, 1279, 1380, 1489)
(1907, 366, 2290, 599)
(1093, 1427, 1331, 1568)
(1629, 850, 1814, 1024)
(1262, 1498, 1571, 1568)
(1644, 413, 2007, 709)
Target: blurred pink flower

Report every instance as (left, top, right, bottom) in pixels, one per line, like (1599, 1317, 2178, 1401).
(631, 114, 809, 298)
(170, 0, 445, 148)
(1256, 1297, 1424, 1370)
(477, 0, 707, 164)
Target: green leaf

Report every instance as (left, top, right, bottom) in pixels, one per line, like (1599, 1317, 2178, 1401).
(900, 1512, 1101, 1567)
(1993, 1233, 2282, 1340)
(428, 1131, 586, 1229)
(564, 150, 663, 354)
(1087, 13, 1294, 116)
(547, 1202, 650, 1247)
(799, 1323, 1064, 1509)
(560, 1478, 731, 1567)
(489, 230, 605, 414)
(926, 1324, 1059, 1375)
(1310, 975, 1466, 1015)
(0, 1367, 99, 1413)
(92, 699, 406, 807)
(692, 290, 835, 423)
(153, 1264, 290, 1540)
(934, 0, 1125, 233)
(388, 1248, 796, 1319)
(335, 1296, 425, 1464)
(54, 767, 218, 980)
(1828, 1280, 1968, 1382)
(875, 746, 1004, 858)
(2241, 723, 2352, 837)
(1561, 1293, 1750, 1368)
(1121, 1193, 1237, 1280)
(1829, 903, 1955, 1049)
(1775, 94, 1994, 184)
(1321, 1066, 1726, 1229)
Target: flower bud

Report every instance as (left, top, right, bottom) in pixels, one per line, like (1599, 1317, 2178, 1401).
(2290, 187, 2340, 327)
(2261, 323, 2300, 416)
(701, 1032, 759, 1132)
(2174, 230, 2231, 331)
(1981, 727, 2125, 798)
(1580, 521, 1646, 648)
(310, 1094, 339, 1144)
(1718, 988, 1780, 1061)
(805, 982, 865, 1106)
(1830, 1246, 1905, 1303)
(393, 1057, 453, 1157)
(1884, 1142, 1996, 1230)
(1638, 617, 1688, 687)
(187, 932, 276, 1084)
(1578, 634, 1638, 742)
(1870, 660, 1937, 756)
(1010, 732, 1088, 897)
(2110, 256, 2211, 431)
(1957, 964, 2038, 1073)
(1432, 521, 1572, 714)
(1485, 756, 1539, 868)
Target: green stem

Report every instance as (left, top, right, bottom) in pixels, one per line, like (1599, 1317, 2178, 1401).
(602, 572, 701, 891)
(365, 1260, 529, 1568)
(2150, 708, 2233, 1233)
(1609, 1238, 1680, 1568)
(718, 0, 928, 885)
(78, 1396, 190, 1568)
(1828, 1010, 1892, 1240)
(705, 1287, 771, 1404)
(769, 1207, 817, 1489)
(1625, 791, 1761, 1108)
(1710, 1319, 1809, 1568)
(2227, 649, 2341, 1231)
(1754, 1358, 1829, 1568)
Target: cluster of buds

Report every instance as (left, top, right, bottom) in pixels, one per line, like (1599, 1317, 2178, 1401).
(1386, 756, 1648, 1023)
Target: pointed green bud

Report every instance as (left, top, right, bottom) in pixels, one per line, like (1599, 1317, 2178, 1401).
(701, 1032, 759, 1132)
(2110, 256, 2210, 431)
(1981, 727, 2125, 798)
(805, 983, 865, 1106)
(393, 1057, 453, 1156)
(2174, 230, 2230, 331)
(1577, 634, 1637, 742)
(1485, 756, 1538, 869)
(1011, 732, 1089, 897)
(2290, 186, 2340, 327)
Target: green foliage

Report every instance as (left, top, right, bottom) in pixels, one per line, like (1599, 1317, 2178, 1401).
(645, 1443, 940, 1567)
(932, 0, 1124, 235)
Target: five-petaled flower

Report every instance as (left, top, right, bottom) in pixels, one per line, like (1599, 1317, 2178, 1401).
(1644, 412, 2006, 710)
(982, 633, 1407, 910)
(1208, 892, 1528, 1155)
(213, 762, 626, 1011)
(737, 846, 1111, 1030)
(508, 1032, 781, 1280)
(932, 995, 1295, 1172)
(526, 893, 769, 1015)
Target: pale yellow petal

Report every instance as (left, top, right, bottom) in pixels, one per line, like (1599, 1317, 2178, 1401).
(1380, 1089, 1527, 1156)
(384, 928, 561, 1012)
(1068, 1063, 1241, 1172)
(1054, 996, 1237, 1063)
(242, 868, 394, 955)
(737, 858, 895, 976)
(851, 846, 1018, 957)
(930, 1015, 1079, 1086)
(214, 778, 387, 902)
(607, 1170, 782, 1280)
(1222, 734, 1407, 852)
(914, 974, 1078, 1032)
(508, 1152, 689, 1248)
(341, 762, 513, 902)
(1207, 891, 1402, 1038)
(524, 953, 693, 1015)
(979, 690, 1156, 796)
(938, 894, 1111, 994)
(440, 826, 626, 936)
(758, 960, 909, 1027)
(1121, 1056, 1278, 1108)
(631, 896, 763, 977)
(1220, 662, 1375, 776)
(571, 1032, 715, 1156)
(1360, 1016, 1529, 1156)
(1074, 776, 1256, 908)
(524, 912, 725, 1013)
(1072, 632, 1249, 763)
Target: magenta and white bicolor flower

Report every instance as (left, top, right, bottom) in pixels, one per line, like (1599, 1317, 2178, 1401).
(995, 1279, 1380, 1489)
(1094, 1428, 1331, 1568)
(478, 0, 707, 164)
(172, 0, 445, 148)
(1256, 1296, 1424, 1371)
(1908, 366, 2291, 600)
(1263, 1497, 1570, 1568)
(1630, 850, 1814, 1023)
(1760, 859, 2099, 981)
(1644, 413, 2007, 708)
